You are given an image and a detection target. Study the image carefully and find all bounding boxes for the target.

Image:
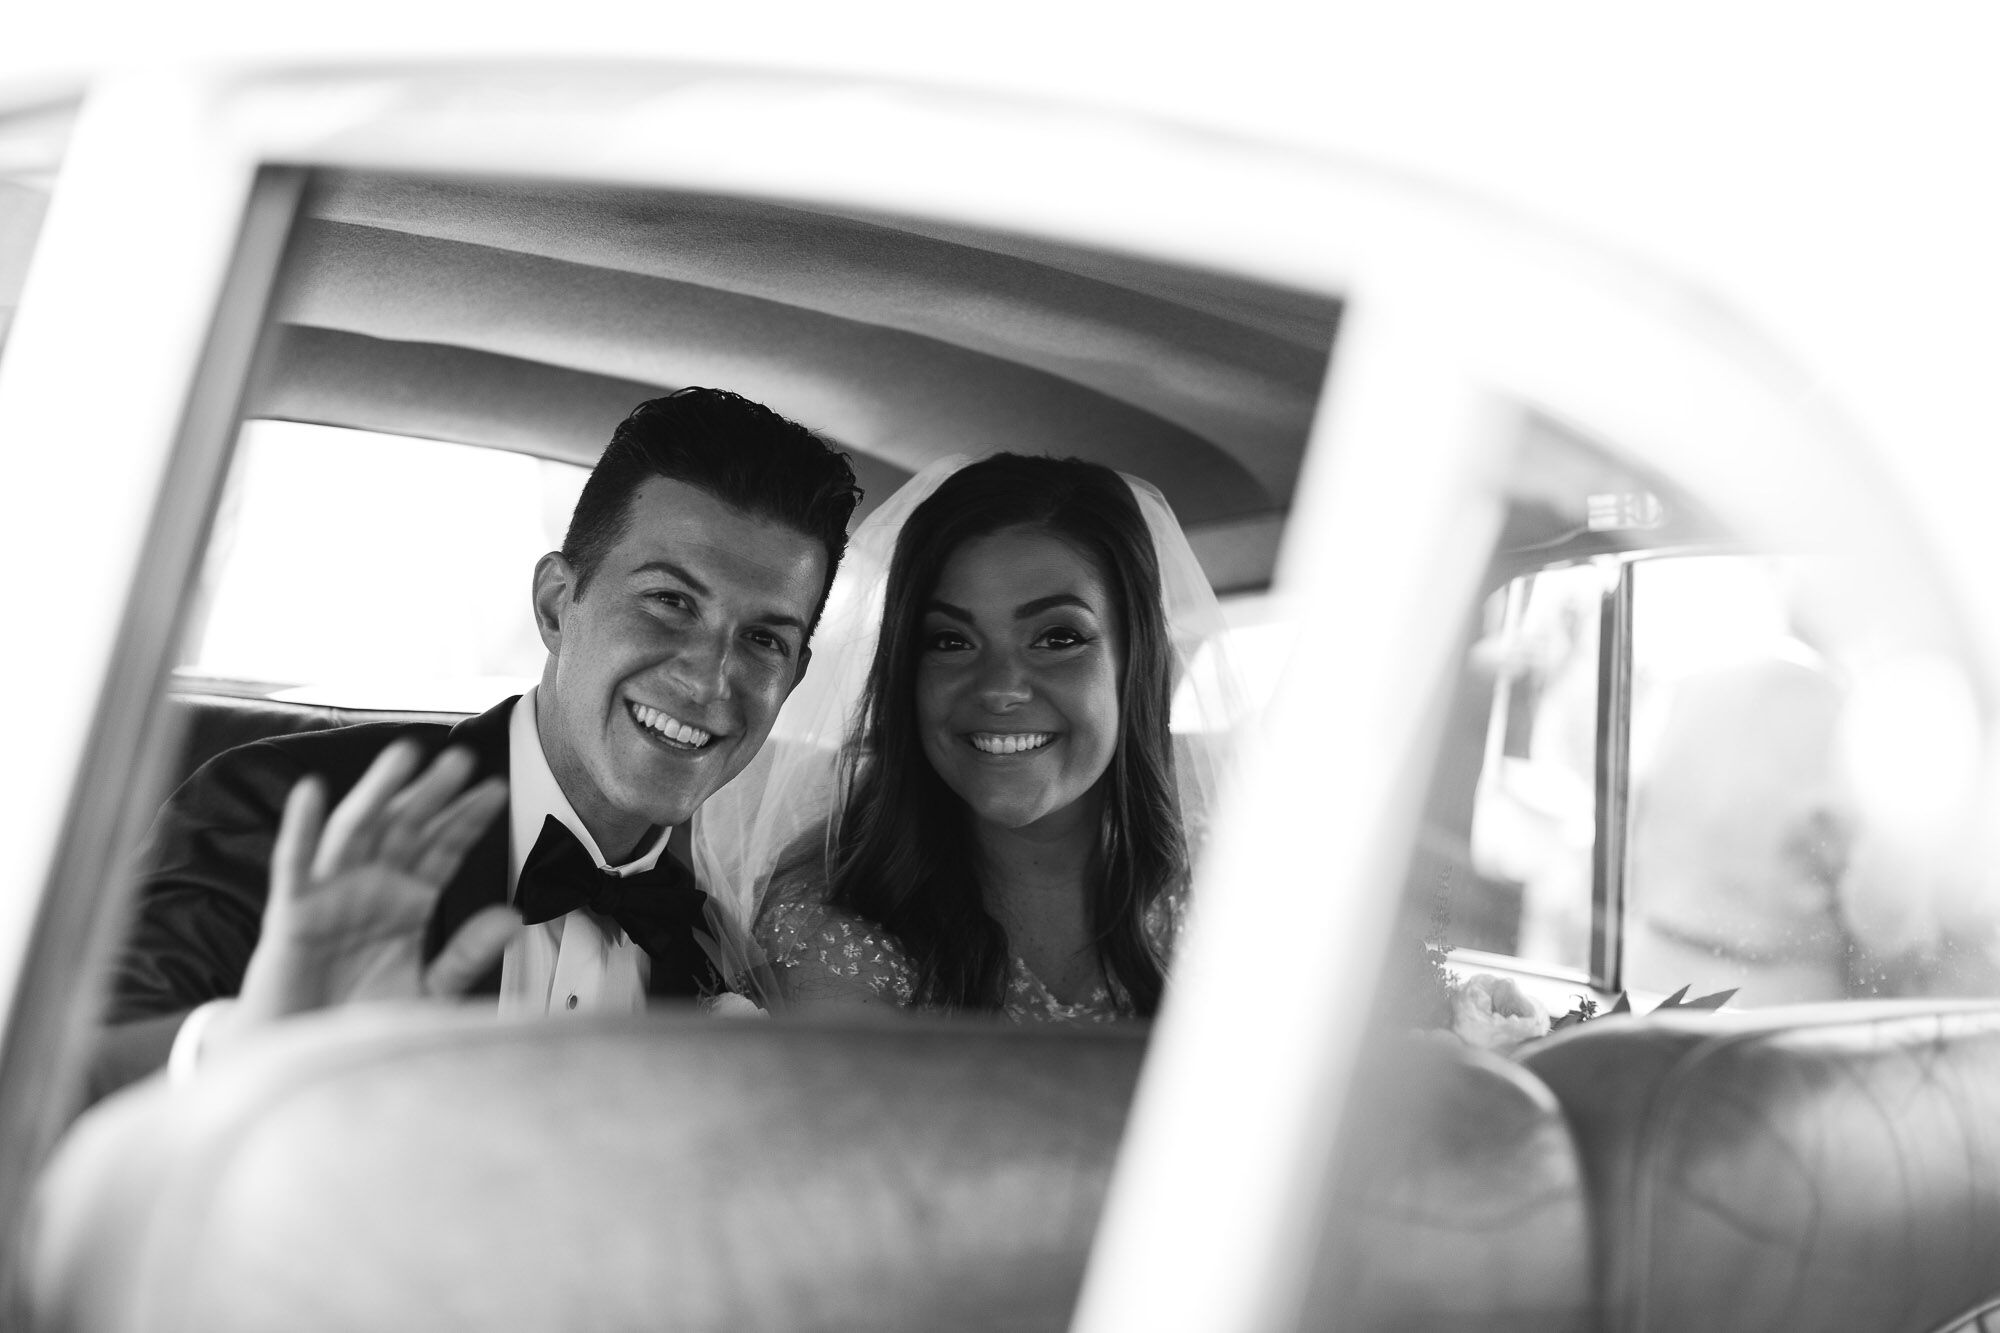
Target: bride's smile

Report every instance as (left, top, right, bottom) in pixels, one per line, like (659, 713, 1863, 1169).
(968, 731, 1055, 755)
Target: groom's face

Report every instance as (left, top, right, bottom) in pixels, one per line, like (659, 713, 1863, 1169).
(532, 475, 825, 853)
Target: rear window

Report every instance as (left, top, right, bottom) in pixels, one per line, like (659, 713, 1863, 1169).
(178, 420, 587, 710)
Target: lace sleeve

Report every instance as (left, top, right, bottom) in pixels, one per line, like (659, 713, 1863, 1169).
(755, 898, 917, 1010)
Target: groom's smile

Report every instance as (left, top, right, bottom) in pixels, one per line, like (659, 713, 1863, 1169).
(626, 700, 717, 750)
(533, 475, 825, 854)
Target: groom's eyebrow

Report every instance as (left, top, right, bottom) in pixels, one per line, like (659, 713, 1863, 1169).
(636, 559, 808, 632)
(756, 607, 810, 635)
(631, 560, 710, 596)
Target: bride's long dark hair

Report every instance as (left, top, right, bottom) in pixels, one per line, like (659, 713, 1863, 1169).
(824, 454, 1186, 1015)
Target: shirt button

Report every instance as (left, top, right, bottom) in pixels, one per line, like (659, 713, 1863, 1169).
(565, 995, 579, 1011)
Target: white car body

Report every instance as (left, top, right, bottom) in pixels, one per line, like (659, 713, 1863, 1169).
(2, 8, 1998, 1331)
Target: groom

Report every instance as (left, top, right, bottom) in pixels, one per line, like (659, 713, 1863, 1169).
(95, 388, 861, 1094)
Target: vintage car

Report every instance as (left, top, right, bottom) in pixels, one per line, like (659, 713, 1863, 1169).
(3, 14, 2000, 1332)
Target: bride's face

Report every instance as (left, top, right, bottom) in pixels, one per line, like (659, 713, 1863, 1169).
(914, 524, 1124, 837)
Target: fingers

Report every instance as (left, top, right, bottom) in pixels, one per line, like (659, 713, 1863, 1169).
(423, 906, 520, 997)
(313, 742, 484, 880)
(373, 747, 480, 870)
(409, 777, 509, 887)
(258, 739, 512, 1014)
(312, 739, 424, 880)
(270, 776, 328, 917)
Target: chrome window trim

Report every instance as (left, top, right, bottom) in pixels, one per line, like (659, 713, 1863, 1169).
(1591, 558, 1636, 991)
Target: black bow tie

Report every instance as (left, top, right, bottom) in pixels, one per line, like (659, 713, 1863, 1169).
(514, 815, 721, 998)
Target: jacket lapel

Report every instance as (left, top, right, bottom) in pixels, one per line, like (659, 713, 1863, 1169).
(420, 696, 517, 994)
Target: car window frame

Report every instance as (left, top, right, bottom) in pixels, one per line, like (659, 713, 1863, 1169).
(0, 69, 1386, 1312)
(0, 161, 303, 1267)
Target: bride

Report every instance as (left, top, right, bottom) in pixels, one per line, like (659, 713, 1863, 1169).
(699, 453, 1239, 1021)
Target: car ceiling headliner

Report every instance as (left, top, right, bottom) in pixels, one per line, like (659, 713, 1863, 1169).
(248, 171, 1342, 593)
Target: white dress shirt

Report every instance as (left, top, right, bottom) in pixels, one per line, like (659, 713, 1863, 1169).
(499, 686, 672, 1017)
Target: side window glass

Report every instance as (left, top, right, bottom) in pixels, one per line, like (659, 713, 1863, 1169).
(1465, 564, 1602, 973)
(1408, 536, 2000, 1011)
(1407, 564, 1601, 979)
(1390, 408, 1998, 1015)
(1622, 554, 2000, 1004)
(1622, 556, 1833, 999)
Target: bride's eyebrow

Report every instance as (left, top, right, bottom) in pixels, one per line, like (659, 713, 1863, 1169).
(924, 599, 973, 622)
(1012, 593, 1094, 619)
(923, 593, 1095, 622)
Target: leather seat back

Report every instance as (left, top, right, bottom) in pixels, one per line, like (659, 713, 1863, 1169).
(26, 1013, 1595, 1332)
(1523, 1002, 2000, 1333)
(163, 692, 469, 790)
(30, 1012, 1143, 1333)
(1302, 1035, 1594, 1331)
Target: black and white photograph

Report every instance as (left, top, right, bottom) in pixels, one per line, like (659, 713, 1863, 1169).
(2, 5, 1998, 1330)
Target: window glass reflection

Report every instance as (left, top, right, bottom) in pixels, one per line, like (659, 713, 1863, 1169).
(1623, 555, 2000, 1003)
(1402, 564, 1601, 980)
(1465, 565, 1601, 974)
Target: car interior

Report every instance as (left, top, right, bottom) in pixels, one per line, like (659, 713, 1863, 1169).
(10, 83, 2000, 1333)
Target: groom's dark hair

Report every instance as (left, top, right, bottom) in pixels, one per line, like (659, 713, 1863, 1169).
(561, 387, 862, 633)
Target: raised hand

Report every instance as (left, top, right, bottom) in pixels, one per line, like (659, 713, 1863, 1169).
(216, 740, 515, 1048)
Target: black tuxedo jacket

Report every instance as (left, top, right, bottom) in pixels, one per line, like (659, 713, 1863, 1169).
(93, 699, 521, 1097)
(110, 698, 519, 1018)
